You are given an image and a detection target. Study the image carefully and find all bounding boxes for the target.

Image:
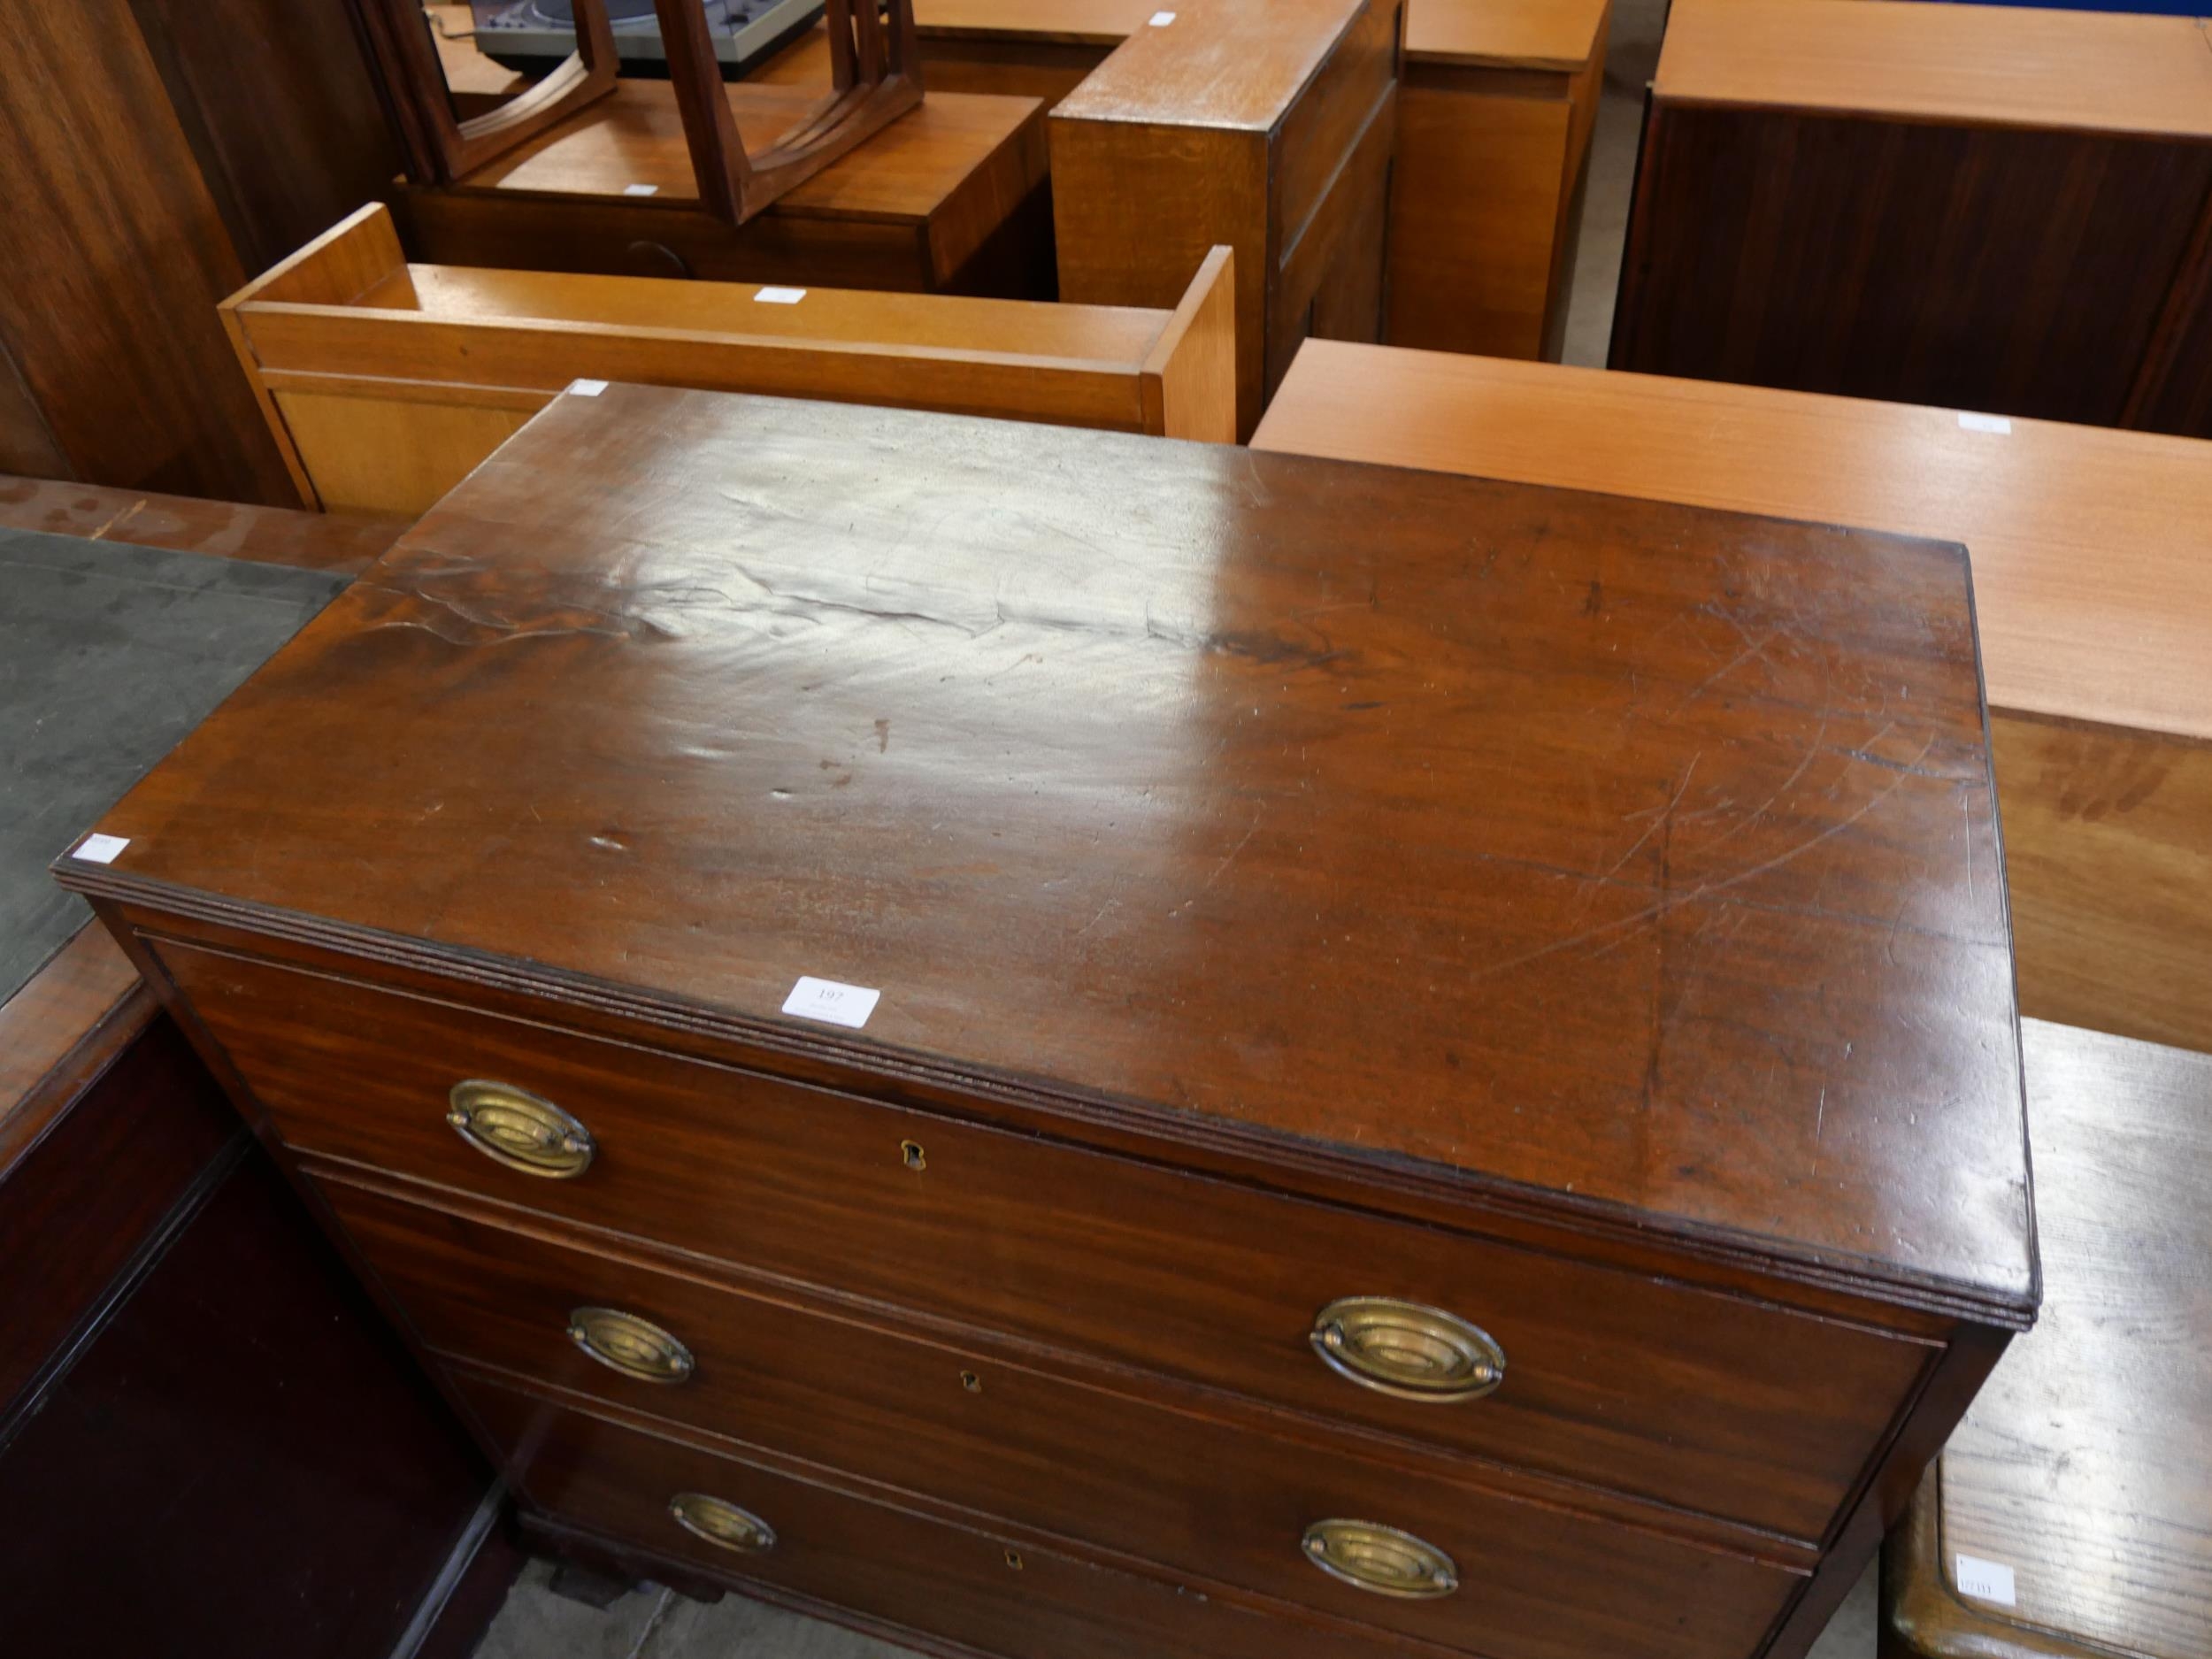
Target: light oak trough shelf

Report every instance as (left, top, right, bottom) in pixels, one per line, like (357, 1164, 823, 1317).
(221, 204, 1234, 516)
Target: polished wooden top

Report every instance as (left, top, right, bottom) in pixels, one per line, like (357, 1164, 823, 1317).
(1054, 0, 1371, 130)
(464, 81, 1041, 215)
(905, 0, 1598, 68)
(1655, 0, 2212, 141)
(917, 0, 1153, 44)
(1253, 342, 2212, 744)
(63, 388, 2032, 1312)
(1408, 0, 1603, 71)
(1935, 1019, 2211, 1655)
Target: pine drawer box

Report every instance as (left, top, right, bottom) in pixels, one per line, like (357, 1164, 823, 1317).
(58, 387, 2037, 1659)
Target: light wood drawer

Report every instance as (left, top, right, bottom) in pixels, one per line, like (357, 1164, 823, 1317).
(324, 1176, 1799, 1659)
(159, 937, 1930, 1540)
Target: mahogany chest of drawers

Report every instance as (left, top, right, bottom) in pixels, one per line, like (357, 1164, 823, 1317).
(58, 387, 2038, 1659)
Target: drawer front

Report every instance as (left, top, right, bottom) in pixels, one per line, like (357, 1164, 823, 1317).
(459, 1375, 1408, 1659)
(322, 1177, 1796, 1659)
(159, 937, 1927, 1539)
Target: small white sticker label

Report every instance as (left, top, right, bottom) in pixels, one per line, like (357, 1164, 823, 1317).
(623, 182, 659, 196)
(73, 833, 130, 864)
(1149, 9, 1176, 22)
(1955, 1555, 2017, 1607)
(754, 287, 807, 304)
(568, 379, 609, 396)
(781, 976, 880, 1030)
(1957, 411, 2011, 434)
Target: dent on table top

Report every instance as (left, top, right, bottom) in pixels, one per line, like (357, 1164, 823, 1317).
(61, 388, 2034, 1313)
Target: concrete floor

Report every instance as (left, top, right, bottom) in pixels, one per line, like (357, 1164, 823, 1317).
(473, 6, 1886, 1654)
(1560, 0, 1666, 367)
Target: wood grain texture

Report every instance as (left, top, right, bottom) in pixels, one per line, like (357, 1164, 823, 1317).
(1386, 77, 1571, 358)
(1386, 0, 1609, 359)
(1886, 1021, 2212, 1659)
(318, 1174, 1800, 1659)
(122, 0, 396, 275)
(1052, 0, 1401, 435)
(1617, 0, 2212, 434)
(225, 205, 1235, 513)
(1251, 343, 2212, 1049)
(1613, 102, 2212, 426)
(1992, 715, 2212, 1060)
(1143, 245, 1240, 442)
(2129, 199, 2212, 439)
(396, 81, 1050, 294)
(1409, 0, 1604, 69)
(58, 387, 2032, 1320)
(1655, 0, 2212, 140)
(0, 0, 296, 502)
(0, 472, 403, 573)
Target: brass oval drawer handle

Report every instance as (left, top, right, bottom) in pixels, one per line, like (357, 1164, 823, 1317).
(567, 1306, 695, 1384)
(1310, 1296, 1505, 1402)
(1302, 1518, 1459, 1599)
(668, 1492, 775, 1554)
(447, 1080, 596, 1179)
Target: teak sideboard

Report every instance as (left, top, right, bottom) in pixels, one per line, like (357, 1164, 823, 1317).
(58, 388, 2035, 1659)
(1612, 0, 2212, 437)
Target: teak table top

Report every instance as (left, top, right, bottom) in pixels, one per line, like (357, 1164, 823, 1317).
(60, 388, 2032, 1317)
(1253, 342, 2212, 745)
(1054, 0, 1375, 130)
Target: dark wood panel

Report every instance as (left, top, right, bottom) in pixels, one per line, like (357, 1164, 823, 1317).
(124, 0, 396, 275)
(1613, 106, 2212, 426)
(161, 934, 1931, 1543)
(0, 1141, 492, 1655)
(2127, 190, 2212, 439)
(0, 0, 297, 501)
(0, 1015, 234, 1419)
(465, 1376, 1448, 1659)
(319, 1173, 1799, 1659)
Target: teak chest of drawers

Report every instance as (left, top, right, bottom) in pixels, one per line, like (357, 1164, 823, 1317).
(58, 388, 2037, 1659)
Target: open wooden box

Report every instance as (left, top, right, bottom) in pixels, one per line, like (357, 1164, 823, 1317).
(222, 204, 1235, 515)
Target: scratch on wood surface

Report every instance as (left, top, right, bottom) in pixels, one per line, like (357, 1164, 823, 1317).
(1601, 755, 1700, 881)
(1471, 734, 1940, 982)
(87, 498, 146, 541)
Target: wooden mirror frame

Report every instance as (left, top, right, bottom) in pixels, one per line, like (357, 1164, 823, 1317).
(655, 0, 924, 226)
(350, 0, 621, 186)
